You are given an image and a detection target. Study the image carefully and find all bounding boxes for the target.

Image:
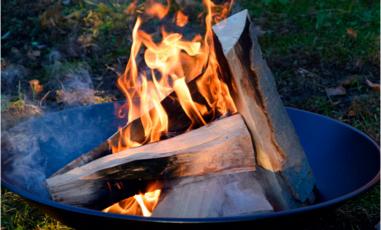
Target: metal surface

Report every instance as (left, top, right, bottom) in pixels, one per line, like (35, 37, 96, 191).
(2, 103, 380, 229)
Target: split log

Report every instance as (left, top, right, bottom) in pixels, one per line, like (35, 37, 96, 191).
(47, 10, 316, 215)
(51, 40, 226, 176)
(51, 81, 200, 177)
(51, 90, 191, 177)
(153, 172, 273, 218)
(46, 114, 256, 208)
(213, 10, 315, 208)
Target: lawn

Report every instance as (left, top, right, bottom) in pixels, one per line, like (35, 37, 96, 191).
(1, 0, 379, 229)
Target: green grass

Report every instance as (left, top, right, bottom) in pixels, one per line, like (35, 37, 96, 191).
(241, 0, 379, 64)
(240, 0, 380, 136)
(239, 0, 380, 229)
(1, 189, 71, 230)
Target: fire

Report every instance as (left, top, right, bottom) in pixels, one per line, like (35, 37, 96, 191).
(175, 10, 188, 27)
(173, 77, 207, 127)
(103, 183, 161, 217)
(145, 0, 170, 19)
(106, 0, 235, 217)
(112, 0, 236, 154)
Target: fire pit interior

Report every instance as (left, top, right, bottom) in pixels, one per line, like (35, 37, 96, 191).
(1, 0, 379, 227)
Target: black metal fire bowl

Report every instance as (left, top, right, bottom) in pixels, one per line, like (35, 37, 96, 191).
(2, 103, 379, 229)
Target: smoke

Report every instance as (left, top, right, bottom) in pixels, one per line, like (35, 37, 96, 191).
(1, 103, 118, 198)
(1, 46, 120, 199)
(2, 126, 50, 197)
(49, 61, 98, 106)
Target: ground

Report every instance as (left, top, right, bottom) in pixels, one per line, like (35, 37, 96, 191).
(1, 0, 379, 229)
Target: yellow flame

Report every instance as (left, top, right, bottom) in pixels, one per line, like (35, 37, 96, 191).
(107, 0, 236, 217)
(113, 0, 236, 153)
(103, 188, 161, 217)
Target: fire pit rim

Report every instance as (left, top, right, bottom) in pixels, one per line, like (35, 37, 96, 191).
(2, 172, 379, 224)
(2, 106, 379, 224)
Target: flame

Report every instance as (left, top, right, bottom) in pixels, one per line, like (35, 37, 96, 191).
(173, 77, 207, 128)
(113, 0, 236, 154)
(174, 10, 188, 27)
(103, 183, 161, 217)
(124, 0, 138, 15)
(107, 0, 236, 217)
(210, 0, 235, 23)
(145, 0, 170, 19)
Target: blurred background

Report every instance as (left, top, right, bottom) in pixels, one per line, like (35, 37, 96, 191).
(1, 0, 379, 229)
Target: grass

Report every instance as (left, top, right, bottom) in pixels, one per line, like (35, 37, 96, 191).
(1, 0, 380, 229)
(241, 0, 379, 63)
(241, 0, 380, 141)
(1, 189, 71, 230)
(240, 0, 380, 229)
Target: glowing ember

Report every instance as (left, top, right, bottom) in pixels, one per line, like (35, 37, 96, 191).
(111, 0, 236, 154)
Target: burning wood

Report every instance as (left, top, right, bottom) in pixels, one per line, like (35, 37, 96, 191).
(46, 0, 316, 218)
(152, 172, 274, 217)
(102, 182, 162, 217)
(213, 9, 315, 208)
(51, 0, 236, 177)
(46, 114, 256, 208)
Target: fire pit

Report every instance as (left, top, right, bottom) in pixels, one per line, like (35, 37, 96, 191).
(1, 102, 379, 228)
(2, 2, 380, 228)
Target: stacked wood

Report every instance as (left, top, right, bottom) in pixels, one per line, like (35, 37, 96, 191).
(46, 114, 257, 209)
(213, 9, 315, 208)
(153, 172, 273, 217)
(51, 63, 221, 177)
(46, 10, 316, 217)
(51, 82, 196, 177)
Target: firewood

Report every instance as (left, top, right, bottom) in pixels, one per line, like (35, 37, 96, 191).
(50, 54, 226, 177)
(213, 10, 315, 207)
(46, 114, 256, 208)
(153, 172, 273, 218)
(51, 80, 201, 177)
(47, 10, 315, 214)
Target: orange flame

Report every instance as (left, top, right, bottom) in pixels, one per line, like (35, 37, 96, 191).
(175, 10, 188, 27)
(210, 0, 235, 23)
(113, 0, 236, 153)
(145, 0, 170, 19)
(124, 0, 138, 15)
(103, 183, 161, 217)
(107, 0, 235, 217)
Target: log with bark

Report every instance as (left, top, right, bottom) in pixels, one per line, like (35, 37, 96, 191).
(46, 114, 257, 209)
(51, 35, 227, 177)
(213, 9, 315, 208)
(51, 81, 197, 177)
